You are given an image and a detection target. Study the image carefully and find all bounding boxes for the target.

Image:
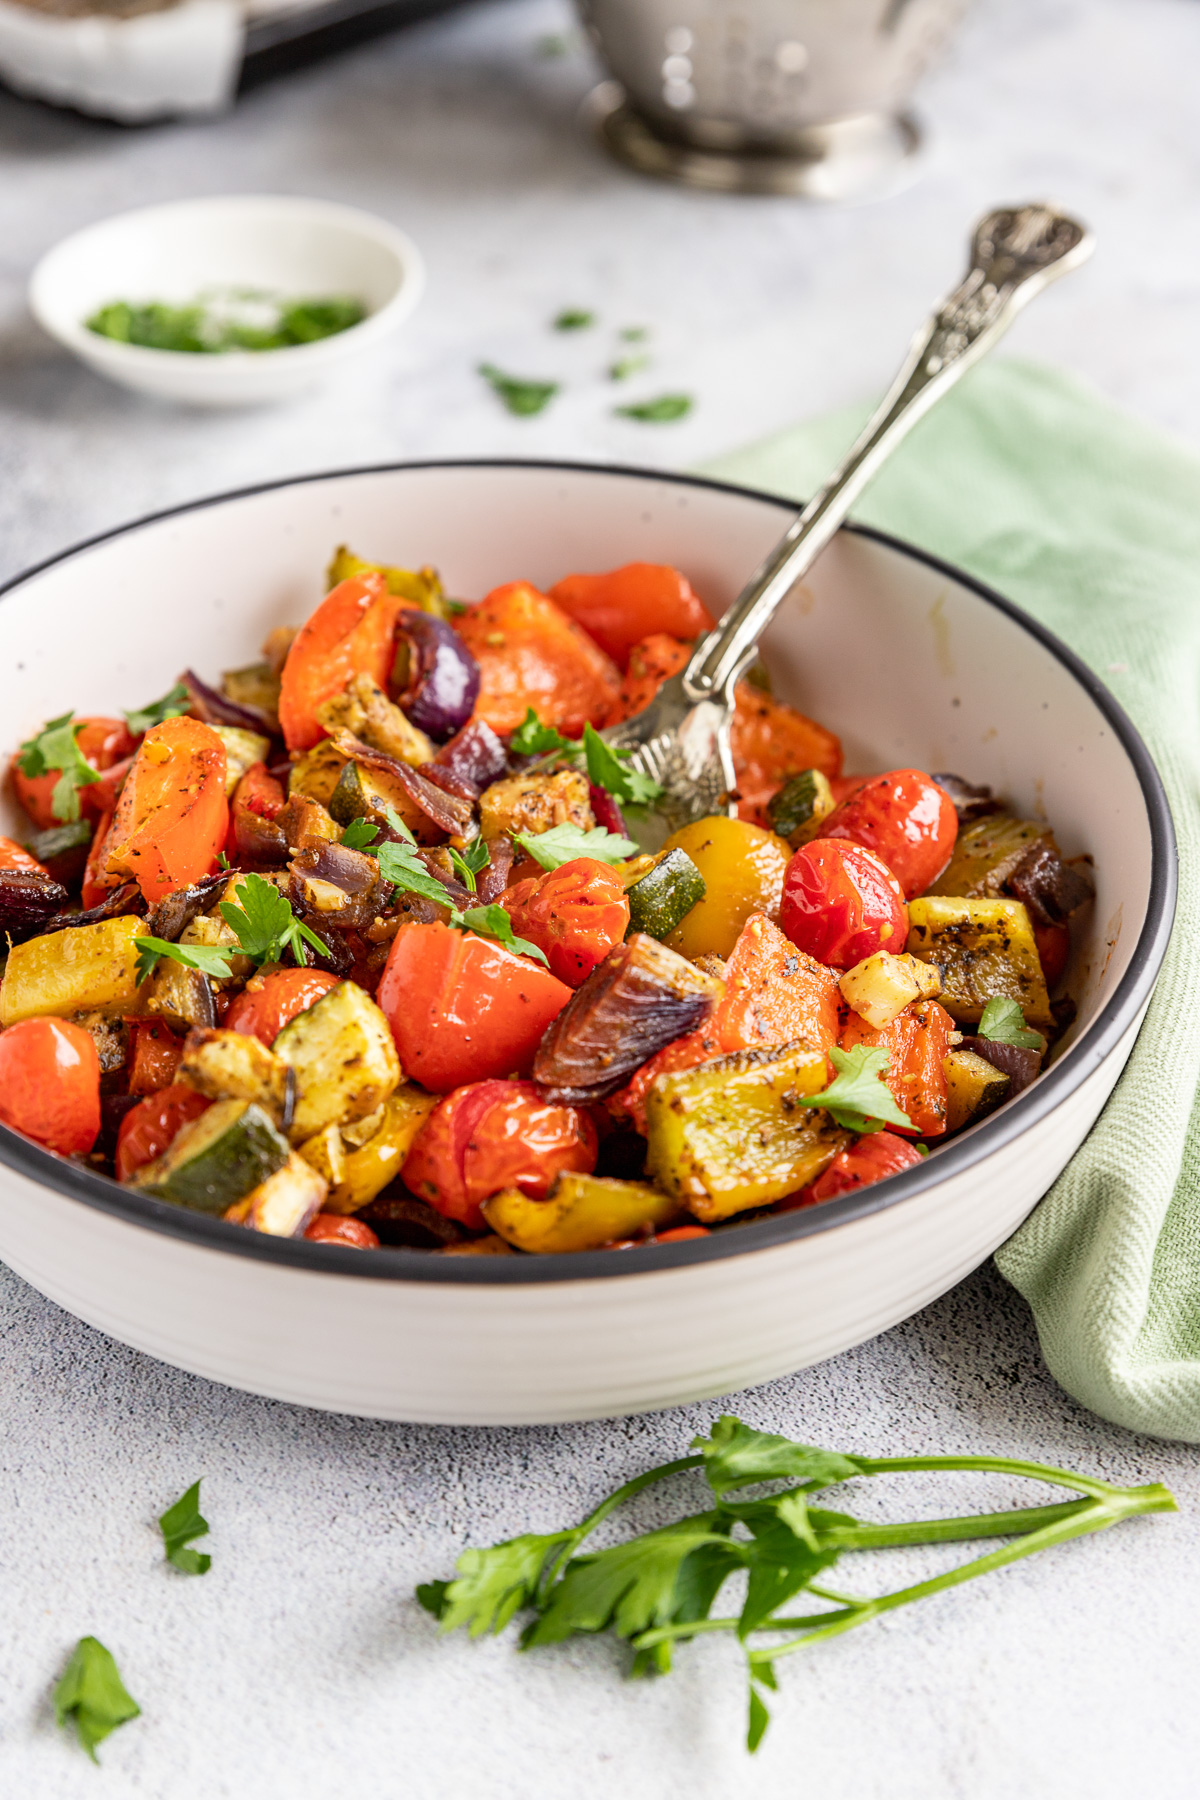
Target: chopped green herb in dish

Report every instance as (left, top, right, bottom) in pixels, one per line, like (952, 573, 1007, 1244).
(86, 291, 367, 355)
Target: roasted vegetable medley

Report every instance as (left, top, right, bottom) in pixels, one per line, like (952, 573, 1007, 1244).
(0, 553, 1093, 1255)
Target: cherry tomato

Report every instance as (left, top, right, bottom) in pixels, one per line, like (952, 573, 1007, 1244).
(1034, 920, 1070, 989)
(304, 1213, 381, 1248)
(841, 1000, 956, 1137)
(820, 769, 957, 900)
(11, 716, 137, 831)
(378, 921, 572, 1094)
(500, 858, 630, 988)
(115, 1084, 210, 1183)
(403, 1079, 598, 1230)
(226, 762, 288, 864)
(278, 573, 408, 753)
(106, 717, 229, 903)
(784, 1131, 924, 1208)
(779, 839, 908, 970)
(225, 967, 341, 1047)
(548, 563, 715, 670)
(0, 1017, 101, 1156)
(0, 836, 49, 876)
(127, 1020, 184, 1096)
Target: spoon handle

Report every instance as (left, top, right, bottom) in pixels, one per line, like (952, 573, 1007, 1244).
(683, 204, 1094, 702)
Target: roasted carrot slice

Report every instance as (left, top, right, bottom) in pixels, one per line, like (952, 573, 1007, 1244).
(840, 1000, 956, 1137)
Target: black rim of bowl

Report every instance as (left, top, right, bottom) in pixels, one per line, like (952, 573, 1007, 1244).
(0, 459, 1178, 1283)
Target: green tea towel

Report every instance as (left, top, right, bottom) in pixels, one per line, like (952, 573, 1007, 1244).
(704, 357, 1200, 1443)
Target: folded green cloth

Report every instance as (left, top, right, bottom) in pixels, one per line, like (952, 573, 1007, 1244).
(705, 357, 1200, 1443)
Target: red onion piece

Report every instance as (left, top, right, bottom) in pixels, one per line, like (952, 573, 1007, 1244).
(181, 669, 278, 738)
(434, 717, 508, 794)
(588, 783, 630, 839)
(329, 732, 474, 839)
(0, 869, 71, 942)
(392, 614, 480, 742)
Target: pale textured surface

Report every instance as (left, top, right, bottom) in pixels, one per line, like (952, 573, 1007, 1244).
(2, 0, 1200, 1794)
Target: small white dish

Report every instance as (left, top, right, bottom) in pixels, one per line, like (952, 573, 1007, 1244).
(28, 194, 425, 408)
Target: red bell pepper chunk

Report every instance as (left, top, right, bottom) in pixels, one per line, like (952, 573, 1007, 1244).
(277, 573, 407, 752)
(548, 563, 715, 670)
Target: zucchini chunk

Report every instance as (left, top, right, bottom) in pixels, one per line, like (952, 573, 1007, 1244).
(322, 1086, 438, 1215)
(0, 914, 146, 1026)
(134, 1099, 290, 1214)
(905, 896, 1053, 1030)
(839, 951, 942, 1031)
(644, 1043, 846, 1223)
(624, 848, 706, 941)
(272, 979, 401, 1142)
(178, 1028, 290, 1123)
(211, 725, 272, 795)
(927, 814, 1052, 899)
(767, 768, 836, 848)
(225, 1151, 327, 1237)
(482, 1173, 681, 1254)
(327, 758, 426, 838)
(943, 1049, 1012, 1133)
(221, 661, 281, 721)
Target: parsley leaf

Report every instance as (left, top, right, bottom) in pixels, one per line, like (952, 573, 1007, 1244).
(458, 904, 549, 967)
(219, 873, 330, 967)
(374, 839, 457, 910)
(124, 681, 190, 736)
(619, 325, 649, 342)
(340, 816, 381, 851)
(431, 1532, 575, 1638)
(134, 935, 235, 986)
(54, 1637, 140, 1762)
(508, 707, 579, 757)
(513, 823, 637, 870)
(523, 1517, 743, 1649)
(583, 723, 663, 806)
(978, 996, 1047, 1051)
(159, 1478, 211, 1575)
(448, 839, 491, 892)
(615, 394, 693, 424)
(15, 713, 101, 824)
(479, 363, 560, 418)
(798, 1044, 913, 1134)
(693, 1417, 868, 1497)
(553, 308, 594, 331)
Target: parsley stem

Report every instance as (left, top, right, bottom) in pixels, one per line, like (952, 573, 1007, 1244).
(816, 1496, 1095, 1549)
(539, 1456, 705, 1597)
(850, 1452, 1146, 1502)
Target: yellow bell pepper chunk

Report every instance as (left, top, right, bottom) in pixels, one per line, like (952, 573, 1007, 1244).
(482, 1173, 681, 1254)
(0, 915, 146, 1026)
(322, 1086, 438, 1215)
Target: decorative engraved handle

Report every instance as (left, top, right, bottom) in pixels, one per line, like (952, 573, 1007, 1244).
(684, 204, 1094, 701)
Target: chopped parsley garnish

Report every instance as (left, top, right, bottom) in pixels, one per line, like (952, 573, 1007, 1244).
(54, 1637, 140, 1762)
(87, 293, 367, 355)
(553, 308, 595, 331)
(478, 364, 560, 418)
(457, 904, 547, 965)
(219, 873, 330, 967)
(513, 823, 636, 870)
(977, 996, 1047, 1051)
(583, 724, 663, 806)
(15, 712, 100, 824)
(615, 394, 693, 424)
(133, 935, 235, 986)
(340, 816, 381, 851)
(509, 707, 578, 757)
(374, 838, 457, 909)
(799, 1044, 912, 1134)
(124, 682, 190, 736)
(449, 839, 491, 892)
(159, 1479, 211, 1575)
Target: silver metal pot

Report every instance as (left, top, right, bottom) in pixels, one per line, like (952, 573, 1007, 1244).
(577, 0, 969, 197)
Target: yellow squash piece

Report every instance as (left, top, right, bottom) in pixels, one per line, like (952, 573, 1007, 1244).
(943, 1049, 1013, 1133)
(325, 545, 444, 613)
(838, 951, 942, 1031)
(298, 1122, 348, 1189)
(211, 725, 272, 795)
(321, 1086, 438, 1215)
(225, 1151, 327, 1237)
(644, 1043, 845, 1223)
(273, 979, 401, 1142)
(905, 896, 1053, 1029)
(661, 816, 791, 961)
(177, 1027, 290, 1124)
(478, 769, 593, 842)
(482, 1173, 681, 1254)
(0, 915, 146, 1026)
(928, 814, 1052, 898)
(288, 739, 349, 807)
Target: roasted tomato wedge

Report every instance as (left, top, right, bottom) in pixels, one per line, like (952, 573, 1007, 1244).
(105, 717, 229, 903)
(841, 1000, 956, 1137)
(225, 967, 341, 1047)
(0, 836, 50, 876)
(548, 563, 715, 669)
(780, 838, 908, 970)
(820, 769, 957, 900)
(403, 1078, 598, 1230)
(500, 857, 630, 988)
(304, 1213, 381, 1248)
(0, 1017, 101, 1155)
(115, 1084, 211, 1183)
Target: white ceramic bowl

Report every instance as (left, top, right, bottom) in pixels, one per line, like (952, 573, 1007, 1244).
(28, 196, 425, 408)
(0, 463, 1175, 1423)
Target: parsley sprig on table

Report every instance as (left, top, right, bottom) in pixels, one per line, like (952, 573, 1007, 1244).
(800, 1045, 913, 1134)
(509, 707, 664, 806)
(419, 1413, 1176, 1752)
(15, 713, 101, 824)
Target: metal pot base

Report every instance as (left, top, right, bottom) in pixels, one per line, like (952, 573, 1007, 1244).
(590, 84, 922, 200)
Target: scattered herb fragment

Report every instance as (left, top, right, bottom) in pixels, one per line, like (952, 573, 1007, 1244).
(159, 1479, 211, 1575)
(478, 364, 560, 418)
(340, 816, 381, 851)
(799, 1044, 912, 1134)
(513, 823, 637, 870)
(978, 996, 1047, 1051)
(54, 1637, 140, 1763)
(448, 839, 492, 892)
(615, 394, 693, 424)
(509, 707, 578, 758)
(535, 31, 570, 57)
(458, 903, 548, 966)
(609, 355, 649, 382)
(216, 850, 231, 871)
(124, 682, 190, 736)
(15, 713, 100, 824)
(360, 825, 547, 964)
(583, 723, 663, 807)
(133, 935, 235, 986)
(619, 326, 649, 342)
(419, 1413, 1176, 1753)
(553, 308, 595, 331)
(219, 873, 330, 968)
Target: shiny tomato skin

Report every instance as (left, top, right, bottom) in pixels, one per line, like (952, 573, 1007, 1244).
(500, 858, 630, 988)
(304, 1213, 381, 1248)
(403, 1078, 598, 1229)
(224, 968, 341, 1047)
(780, 838, 908, 970)
(821, 769, 957, 900)
(115, 1084, 211, 1183)
(127, 1020, 184, 1096)
(784, 1130, 924, 1209)
(11, 717, 137, 831)
(0, 1018, 101, 1156)
(378, 921, 572, 1094)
